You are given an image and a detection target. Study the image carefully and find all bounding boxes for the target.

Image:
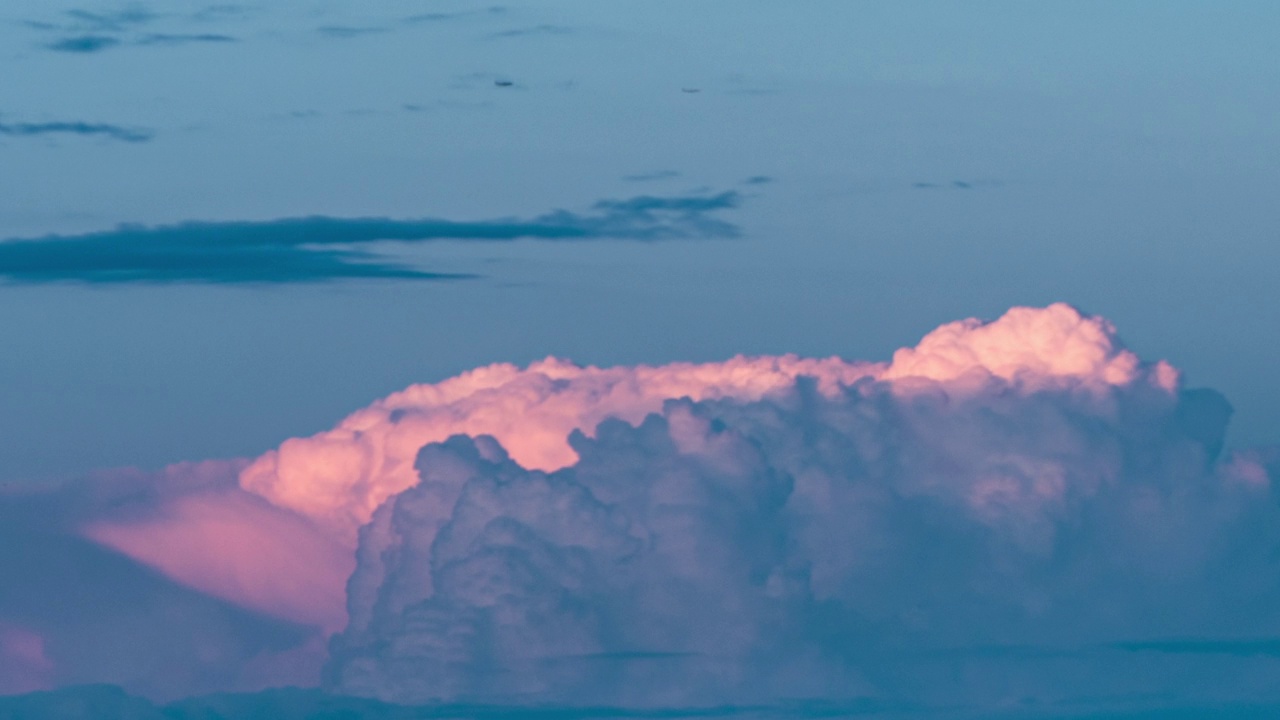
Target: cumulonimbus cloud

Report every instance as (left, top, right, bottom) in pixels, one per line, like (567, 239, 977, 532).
(312, 306, 1276, 709)
(0, 192, 741, 285)
(19, 303, 1278, 711)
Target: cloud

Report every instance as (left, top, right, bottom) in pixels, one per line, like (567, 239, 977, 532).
(240, 304, 1177, 540)
(65, 461, 351, 636)
(30, 10, 154, 52)
(878, 304, 1149, 386)
(45, 35, 121, 52)
(84, 487, 354, 632)
(402, 7, 509, 25)
(912, 179, 1003, 190)
(486, 24, 574, 39)
(239, 353, 874, 540)
(301, 4, 510, 42)
(273, 304, 1270, 710)
(44, 32, 236, 52)
(0, 465, 326, 699)
(0, 192, 742, 285)
(8, 304, 1280, 711)
(327, 411, 1275, 710)
(26, 6, 240, 53)
(0, 121, 153, 143)
(62, 8, 158, 32)
(449, 71, 523, 90)
(135, 32, 236, 45)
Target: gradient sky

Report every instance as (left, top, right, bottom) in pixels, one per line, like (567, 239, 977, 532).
(2, 0, 1278, 488)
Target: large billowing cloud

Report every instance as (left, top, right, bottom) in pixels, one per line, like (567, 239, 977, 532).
(240, 353, 871, 541)
(315, 305, 1278, 709)
(236, 303, 1271, 708)
(7, 303, 1278, 713)
(241, 303, 1176, 541)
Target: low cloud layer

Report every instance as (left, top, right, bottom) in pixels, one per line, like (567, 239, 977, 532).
(0, 192, 741, 285)
(3, 305, 1278, 715)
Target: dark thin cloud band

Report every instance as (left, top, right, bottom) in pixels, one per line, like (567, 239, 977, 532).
(0, 121, 154, 142)
(45, 35, 121, 52)
(136, 33, 237, 45)
(0, 192, 742, 285)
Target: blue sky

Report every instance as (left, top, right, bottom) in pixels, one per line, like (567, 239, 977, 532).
(2, 1, 1278, 484)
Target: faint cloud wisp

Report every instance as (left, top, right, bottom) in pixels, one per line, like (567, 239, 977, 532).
(0, 121, 154, 142)
(45, 35, 121, 53)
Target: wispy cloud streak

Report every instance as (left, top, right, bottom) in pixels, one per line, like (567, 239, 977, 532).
(28, 5, 239, 52)
(136, 32, 236, 45)
(0, 121, 153, 142)
(45, 35, 120, 52)
(0, 192, 742, 285)
(63, 8, 158, 32)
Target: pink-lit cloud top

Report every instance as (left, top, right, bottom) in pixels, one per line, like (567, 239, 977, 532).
(51, 304, 1277, 706)
(881, 303, 1176, 389)
(240, 303, 1178, 542)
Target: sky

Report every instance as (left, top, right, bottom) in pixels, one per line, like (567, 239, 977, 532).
(2, 1, 1280, 717)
